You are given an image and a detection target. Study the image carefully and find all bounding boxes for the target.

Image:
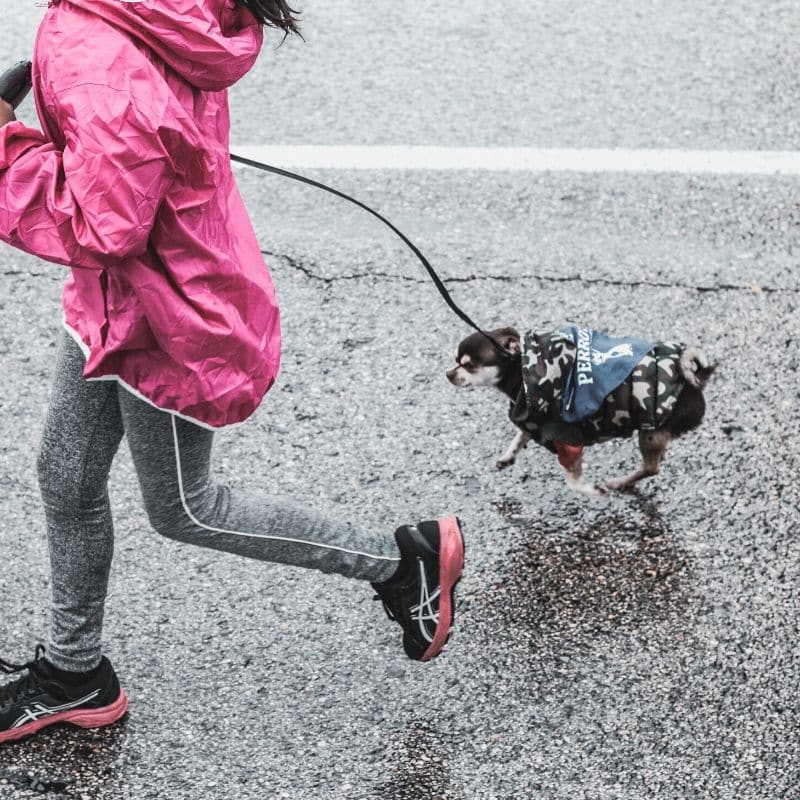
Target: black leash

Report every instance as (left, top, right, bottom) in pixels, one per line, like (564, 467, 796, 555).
(230, 152, 515, 358)
(0, 60, 511, 357)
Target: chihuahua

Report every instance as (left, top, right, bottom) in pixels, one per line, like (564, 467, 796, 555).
(446, 326, 715, 498)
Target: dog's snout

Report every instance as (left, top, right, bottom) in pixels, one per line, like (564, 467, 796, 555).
(446, 366, 466, 386)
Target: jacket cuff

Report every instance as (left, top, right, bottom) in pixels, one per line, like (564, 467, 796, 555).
(0, 121, 48, 170)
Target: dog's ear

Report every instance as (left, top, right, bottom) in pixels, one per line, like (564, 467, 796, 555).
(496, 327, 521, 354)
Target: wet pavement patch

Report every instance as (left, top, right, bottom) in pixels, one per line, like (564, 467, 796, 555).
(375, 720, 455, 800)
(0, 770, 69, 795)
(0, 722, 127, 798)
(474, 495, 695, 660)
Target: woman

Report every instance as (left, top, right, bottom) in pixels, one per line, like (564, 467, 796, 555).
(0, 0, 464, 743)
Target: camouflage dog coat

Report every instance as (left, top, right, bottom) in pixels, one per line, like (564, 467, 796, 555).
(508, 327, 686, 451)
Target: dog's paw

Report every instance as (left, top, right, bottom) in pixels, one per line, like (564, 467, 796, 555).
(583, 484, 610, 500)
(566, 477, 610, 499)
(606, 478, 631, 492)
(495, 458, 515, 471)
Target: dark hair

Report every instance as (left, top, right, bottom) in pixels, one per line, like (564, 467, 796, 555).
(238, 0, 302, 38)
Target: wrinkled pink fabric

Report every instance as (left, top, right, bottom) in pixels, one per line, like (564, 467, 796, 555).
(0, 0, 281, 428)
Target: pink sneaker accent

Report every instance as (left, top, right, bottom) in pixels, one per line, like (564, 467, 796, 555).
(420, 516, 465, 662)
(0, 689, 129, 744)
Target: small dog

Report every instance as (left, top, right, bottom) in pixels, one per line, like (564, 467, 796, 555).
(446, 326, 715, 498)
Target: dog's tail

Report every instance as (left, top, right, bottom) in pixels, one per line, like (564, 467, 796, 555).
(679, 346, 715, 389)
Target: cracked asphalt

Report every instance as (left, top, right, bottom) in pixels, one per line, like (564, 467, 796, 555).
(2, 2, 800, 799)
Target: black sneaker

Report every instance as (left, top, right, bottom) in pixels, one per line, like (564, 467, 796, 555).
(0, 646, 128, 744)
(373, 517, 465, 662)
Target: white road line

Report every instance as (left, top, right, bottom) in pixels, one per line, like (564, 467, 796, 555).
(230, 145, 800, 175)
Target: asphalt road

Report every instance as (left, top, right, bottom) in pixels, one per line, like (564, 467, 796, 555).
(1, 2, 799, 799)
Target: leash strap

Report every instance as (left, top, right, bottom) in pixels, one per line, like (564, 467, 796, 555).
(230, 152, 513, 358)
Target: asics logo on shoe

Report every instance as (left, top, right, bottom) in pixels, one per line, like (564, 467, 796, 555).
(410, 560, 440, 644)
(11, 689, 101, 729)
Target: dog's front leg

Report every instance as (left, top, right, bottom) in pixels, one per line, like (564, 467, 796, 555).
(496, 430, 530, 470)
(558, 447, 608, 499)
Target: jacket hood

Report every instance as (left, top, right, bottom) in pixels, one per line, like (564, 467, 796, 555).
(59, 0, 263, 91)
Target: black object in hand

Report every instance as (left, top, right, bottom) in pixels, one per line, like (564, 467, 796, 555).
(0, 61, 32, 109)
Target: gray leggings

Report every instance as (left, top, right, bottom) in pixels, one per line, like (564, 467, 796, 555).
(38, 332, 400, 671)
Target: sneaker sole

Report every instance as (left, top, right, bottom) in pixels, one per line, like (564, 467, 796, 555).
(0, 688, 129, 744)
(420, 516, 465, 662)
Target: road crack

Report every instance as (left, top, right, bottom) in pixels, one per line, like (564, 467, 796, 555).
(262, 249, 798, 294)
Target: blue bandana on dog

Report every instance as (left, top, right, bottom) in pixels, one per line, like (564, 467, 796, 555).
(560, 326, 655, 423)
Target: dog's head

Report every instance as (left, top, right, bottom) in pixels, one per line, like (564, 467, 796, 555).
(446, 327, 521, 389)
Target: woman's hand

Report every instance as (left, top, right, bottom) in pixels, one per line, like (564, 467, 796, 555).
(0, 100, 16, 126)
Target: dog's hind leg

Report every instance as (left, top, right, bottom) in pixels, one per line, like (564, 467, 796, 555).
(607, 429, 670, 491)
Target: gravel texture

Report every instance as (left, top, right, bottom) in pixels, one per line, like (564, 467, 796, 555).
(0, 169, 797, 798)
(1, 2, 799, 799)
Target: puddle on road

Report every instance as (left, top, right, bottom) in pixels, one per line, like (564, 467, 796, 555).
(0, 720, 128, 799)
(374, 720, 456, 800)
(475, 494, 694, 659)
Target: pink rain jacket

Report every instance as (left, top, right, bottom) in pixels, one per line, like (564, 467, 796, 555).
(0, 0, 281, 428)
